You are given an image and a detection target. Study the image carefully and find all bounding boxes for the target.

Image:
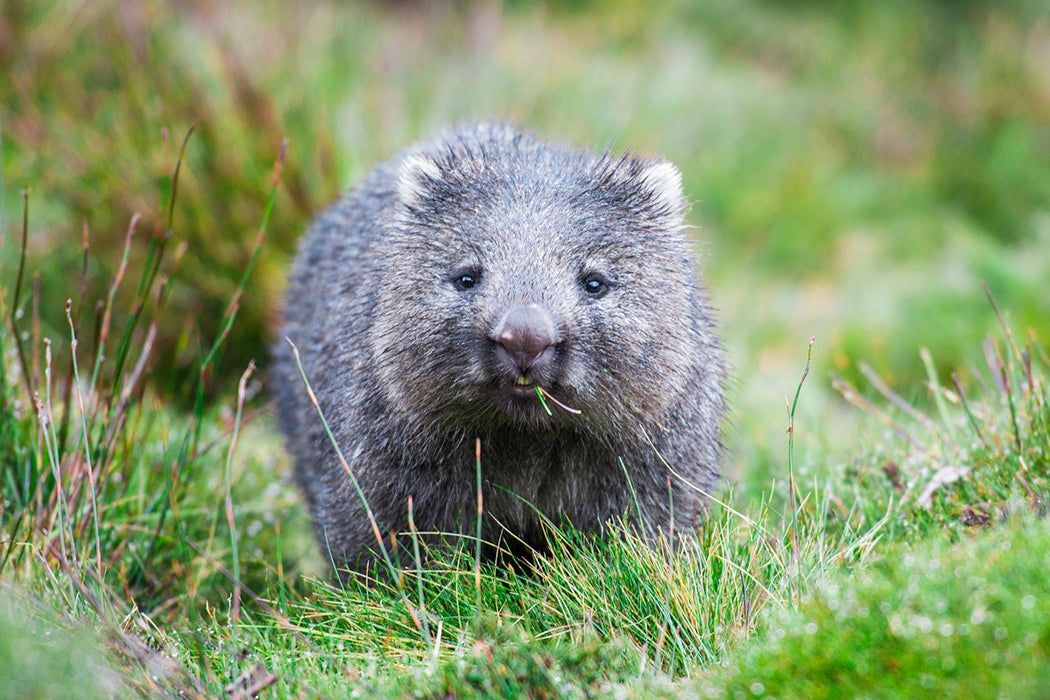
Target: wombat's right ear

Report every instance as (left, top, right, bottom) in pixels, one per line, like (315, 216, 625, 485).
(397, 154, 443, 209)
(638, 160, 685, 215)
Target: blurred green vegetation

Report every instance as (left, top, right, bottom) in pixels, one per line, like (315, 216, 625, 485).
(0, 591, 117, 700)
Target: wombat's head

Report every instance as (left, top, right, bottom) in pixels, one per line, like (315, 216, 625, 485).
(370, 123, 710, 436)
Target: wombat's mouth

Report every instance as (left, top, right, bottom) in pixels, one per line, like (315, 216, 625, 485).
(494, 373, 547, 406)
(495, 377, 583, 421)
(507, 374, 537, 398)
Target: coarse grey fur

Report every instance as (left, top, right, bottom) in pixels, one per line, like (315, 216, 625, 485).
(271, 122, 727, 579)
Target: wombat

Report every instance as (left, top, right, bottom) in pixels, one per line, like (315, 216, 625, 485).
(272, 123, 727, 579)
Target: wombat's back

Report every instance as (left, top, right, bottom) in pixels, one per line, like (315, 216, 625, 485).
(272, 123, 727, 577)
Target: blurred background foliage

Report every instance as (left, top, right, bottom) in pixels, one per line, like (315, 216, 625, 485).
(1, 0, 1048, 483)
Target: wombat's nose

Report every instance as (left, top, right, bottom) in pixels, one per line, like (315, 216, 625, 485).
(493, 304, 557, 373)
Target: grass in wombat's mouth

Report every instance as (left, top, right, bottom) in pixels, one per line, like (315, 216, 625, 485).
(534, 385, 582, 416)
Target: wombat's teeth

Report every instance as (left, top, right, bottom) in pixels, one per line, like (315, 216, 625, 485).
(515, 375, 534, 386)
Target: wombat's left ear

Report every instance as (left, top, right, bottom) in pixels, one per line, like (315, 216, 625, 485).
(638, 160, 685, 214)
(397, 154, 443, 209)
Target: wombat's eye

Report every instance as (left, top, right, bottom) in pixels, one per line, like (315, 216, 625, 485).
(581, 272, 610, 299)
(452, 269, 480, 291)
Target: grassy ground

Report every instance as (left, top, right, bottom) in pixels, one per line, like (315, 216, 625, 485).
(2, 0, 1049, 696)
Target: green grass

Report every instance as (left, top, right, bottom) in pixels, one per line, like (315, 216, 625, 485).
(695, 512, 1050, 699)
(2, 0, 1049, 696)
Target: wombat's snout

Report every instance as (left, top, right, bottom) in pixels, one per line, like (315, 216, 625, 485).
(492, 304, 557, 376)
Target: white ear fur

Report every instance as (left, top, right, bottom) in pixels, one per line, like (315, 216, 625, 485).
(638, 160, 684, 213)
(397, 154, 442, 208)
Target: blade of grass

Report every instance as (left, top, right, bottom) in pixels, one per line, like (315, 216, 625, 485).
(66, 299, 102, 576)
(107, 125, 195, 400)
(56, 221, 92, 455)
(833, 374, 926, 452)
(920, 347, 958, 442)
(785, 337, 814, 602)
(859, 361, 939, 435)
(951, 371, 988, 448)
(287, 338, 436, 644)
(89, 213, 139, 402)
(286, 339, 401, 584)
(37, 340, 75, 580)
(474, 437, 483, 612)
(406, 495, 433, 649)
(224, 361, 257, 626)
(10, 188, 32, 403)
